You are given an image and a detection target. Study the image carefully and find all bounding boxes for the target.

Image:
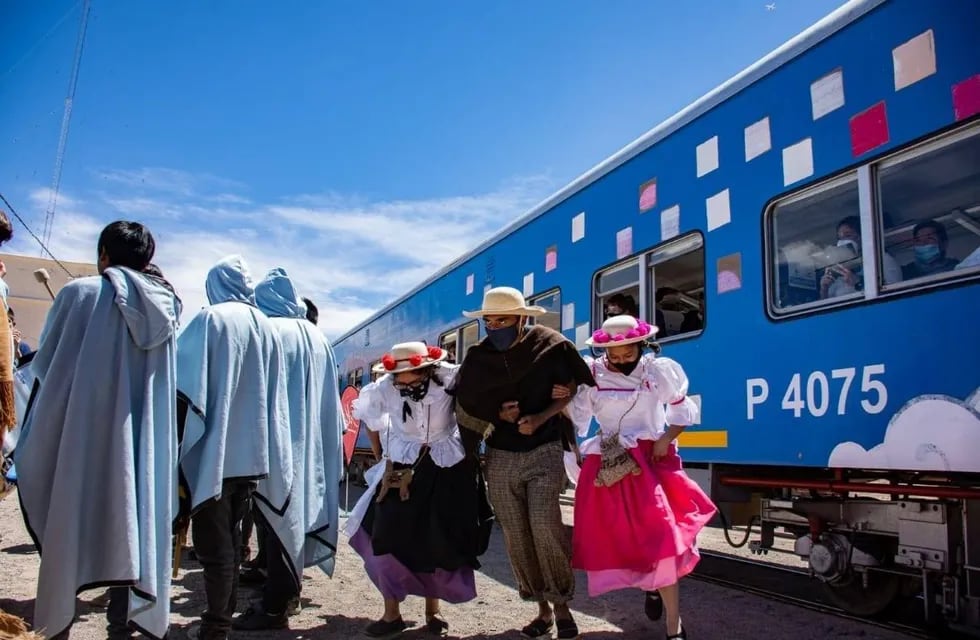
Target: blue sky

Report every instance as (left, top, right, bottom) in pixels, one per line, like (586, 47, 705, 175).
(0, 0, 845, 335)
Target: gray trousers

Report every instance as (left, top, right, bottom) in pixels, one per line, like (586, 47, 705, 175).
(485, 440, 574, 604)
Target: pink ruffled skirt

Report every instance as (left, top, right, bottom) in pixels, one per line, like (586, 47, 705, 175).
(572, 440, 717, 596)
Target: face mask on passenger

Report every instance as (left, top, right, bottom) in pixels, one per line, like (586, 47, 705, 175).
(609, 358, 640, 376)
(914, 243, 940, 264)
(397, 376, 431, 402)
(837, 238, 860, 255)
(486, 325, 520, 351)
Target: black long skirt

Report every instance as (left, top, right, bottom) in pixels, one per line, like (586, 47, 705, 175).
(361, 452, 494, 574)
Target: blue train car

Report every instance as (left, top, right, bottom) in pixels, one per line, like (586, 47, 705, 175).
(334, 0, 980, 629)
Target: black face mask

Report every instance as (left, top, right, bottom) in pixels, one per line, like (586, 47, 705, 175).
(609, 358, 640, 376)
(398, 376, 431, 402)
(486, 325, 520, 351)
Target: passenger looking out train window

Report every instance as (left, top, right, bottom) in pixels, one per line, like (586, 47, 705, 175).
(878, 125, 980, 289)
(901, 220, 959, 279)
(819, 215, 901, 300)
(603, 292, 638, 318)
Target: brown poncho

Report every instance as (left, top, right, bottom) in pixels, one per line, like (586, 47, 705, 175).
(0, 298, 15, 444)
(452, 325, 595, 453)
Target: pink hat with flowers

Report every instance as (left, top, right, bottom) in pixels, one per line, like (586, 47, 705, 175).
(585, 314, 658, 348)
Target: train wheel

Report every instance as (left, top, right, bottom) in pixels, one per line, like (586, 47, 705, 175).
(822, 571, 901, 616)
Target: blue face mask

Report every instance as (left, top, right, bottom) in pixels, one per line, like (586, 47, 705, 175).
(914, 244, 940, 264)
(486, 325, 520, 351)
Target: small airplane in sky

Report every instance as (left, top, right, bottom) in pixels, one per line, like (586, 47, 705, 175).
(766, 3, 776, 10)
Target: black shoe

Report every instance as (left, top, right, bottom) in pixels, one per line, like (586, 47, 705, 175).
(645, 591, 663, 621)
(425, 614, 449, 637)
(232, 604, 287, 631)
(666, 623, 687, 639)
(520, 618, 554, 639)
(364, 617, 407, 639)
(556, 616, 579, 639)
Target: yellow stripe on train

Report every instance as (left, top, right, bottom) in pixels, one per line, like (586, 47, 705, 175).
(677, 430, 728, 448)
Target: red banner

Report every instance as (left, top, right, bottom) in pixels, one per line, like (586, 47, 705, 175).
(340, 385, 361, 465)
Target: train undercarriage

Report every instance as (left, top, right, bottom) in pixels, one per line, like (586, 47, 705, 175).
(703, 465, 980, 635)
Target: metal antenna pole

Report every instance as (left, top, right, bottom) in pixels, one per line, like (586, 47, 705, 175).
(41, 0, 91, 252)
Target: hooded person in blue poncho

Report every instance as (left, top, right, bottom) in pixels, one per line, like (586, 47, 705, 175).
(15, 221, 180, 640)
(232, 268, 344, 631)
(175, 255, 291, 640)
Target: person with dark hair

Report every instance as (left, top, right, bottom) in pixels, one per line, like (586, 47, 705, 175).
(559, 315, 716, 639)
(603, 293, 638, 319)
(0, 210, 15, 479)
(0, 209, 13, 245)
(98, 221, 156, 273)
(819, 215, 901, 299)
(301, 297, 319, 325)
(902, 219, 958, 279)
(348, 341, 492, 638)
(452, 287, 595, 640)
(15, 221, 181, 640)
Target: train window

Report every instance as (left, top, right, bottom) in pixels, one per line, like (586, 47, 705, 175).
(528, 289, 561, 332)
(345, 371, 357, 389)
(768, 174, 862, 314)
(439, 330, 459, 363)
(460, 321, 479, 356)
(646, 233, 705, 339)
(594, 258, 640, 327)
(369, 361, 383, 382)
(877, 125, 980, 290)
(354, 367, 364, 388)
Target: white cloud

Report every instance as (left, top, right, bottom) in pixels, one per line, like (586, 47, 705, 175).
(3, 169, 556, 338)
(828, 389, 980, 473)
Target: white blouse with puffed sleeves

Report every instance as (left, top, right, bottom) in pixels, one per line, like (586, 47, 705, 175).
(567, 353, 699, 456)
(350, 362, 465, 468)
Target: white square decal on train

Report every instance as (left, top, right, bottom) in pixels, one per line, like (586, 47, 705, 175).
(810, 68, 845, 120)
(893, 29, 936, 91)
(696, 136, 719, 177)
(744, 116, 771, 162)
(571, 212, 586, 242)
(661, 205, 680, 241)
(705, 189, 731, 231)
(782, 138, 814, 186)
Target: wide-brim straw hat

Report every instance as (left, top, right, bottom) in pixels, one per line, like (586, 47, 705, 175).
(463, 286, 546, 319)
(585, 314, 659, 348)
(372, 341, 448, 374)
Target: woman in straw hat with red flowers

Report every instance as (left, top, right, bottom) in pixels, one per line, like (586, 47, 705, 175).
(346, 341, 493, 638)
(556, 315, 716, 640)
(451, 286, 595, 640)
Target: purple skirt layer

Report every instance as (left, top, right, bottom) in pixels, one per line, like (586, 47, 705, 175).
(349, 527, 476, 603)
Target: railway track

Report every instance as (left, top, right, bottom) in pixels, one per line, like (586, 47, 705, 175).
(692, 550, 949, 639)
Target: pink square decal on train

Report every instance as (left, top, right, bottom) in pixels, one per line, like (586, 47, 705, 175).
(545, 246, 558, 272)
(638, 179, 657, 212)
(953, 75, 980, 121)
(850, 101, 889, 157)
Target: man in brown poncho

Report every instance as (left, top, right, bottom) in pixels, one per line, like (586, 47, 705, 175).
(451, 286, 595, 640)
(0, 210, 16, 487)
(0, 211, 35, 639)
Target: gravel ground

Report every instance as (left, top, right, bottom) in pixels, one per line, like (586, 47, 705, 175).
(0, 486, 917, 640)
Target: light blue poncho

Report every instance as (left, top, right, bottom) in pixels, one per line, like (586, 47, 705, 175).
(15, 267, 180, 640)
(176, 255, 292, 513)
(254, 268, 344, 580)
